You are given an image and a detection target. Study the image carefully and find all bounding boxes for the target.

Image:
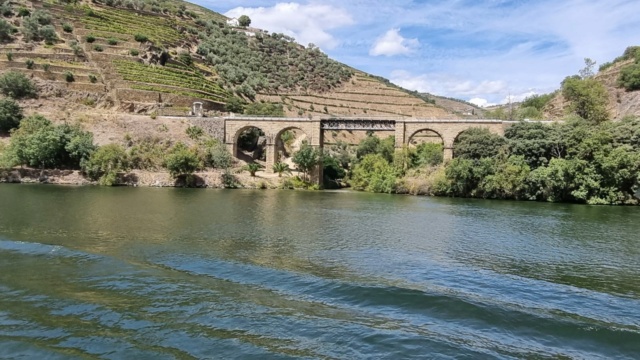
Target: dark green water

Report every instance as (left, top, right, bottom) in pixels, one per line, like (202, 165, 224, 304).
(0, 185, 639, 359)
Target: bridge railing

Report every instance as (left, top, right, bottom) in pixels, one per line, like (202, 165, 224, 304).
(224, 115, 313, 121)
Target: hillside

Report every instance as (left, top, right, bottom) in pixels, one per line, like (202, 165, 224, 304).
(0, 0, 455, 142)
(544, 47, 640, 121)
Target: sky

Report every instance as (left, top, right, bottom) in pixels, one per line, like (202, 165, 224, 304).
(192, 0, 640, 107)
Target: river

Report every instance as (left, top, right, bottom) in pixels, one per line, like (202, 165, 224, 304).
(0, 185, 639, 359)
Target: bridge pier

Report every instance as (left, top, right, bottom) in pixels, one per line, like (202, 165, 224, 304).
(394, 121, 406, 148)
(443, 147, 454, 161)
(265, 140, 277, 174)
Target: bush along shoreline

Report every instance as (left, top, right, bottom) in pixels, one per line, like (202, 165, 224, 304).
(336, 116, 640, 205)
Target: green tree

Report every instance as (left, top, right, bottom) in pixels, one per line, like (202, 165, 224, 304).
(349, 153, 397, 193)
(444, 157, 495, 197)
(21, 16, 40, 42)
(355, 135, 395, 163)
(414, 142, 444, 167)
(0, 98, 23, 133)
(453, 128, 507, 159)
(0, 19, 14, 41)
(238, 15, 251, 27)
(225, 96, 245, 113)
(244, 102, 284, 116)
(12, 118, 63, 169)
(82, 144, 129, 185)
(39, 25, 57, 45)
(292, 141, 320, 182)
(480, 155, 531, 200)
(561, 76, 609, 123)
(504, 121, 556, 168)
(579, 57, 597, 79)
(58, 124, 96, 168)
(0, 71, 37, 99)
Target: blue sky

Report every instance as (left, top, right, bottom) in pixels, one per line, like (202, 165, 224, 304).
(193, 0, 640, 106)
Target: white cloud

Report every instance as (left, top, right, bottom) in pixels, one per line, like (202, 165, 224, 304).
(469, 98, 497, 108)
(369, 28, 419, 56)
(224, 3, 353, 50)
(390, 70, 508, 99)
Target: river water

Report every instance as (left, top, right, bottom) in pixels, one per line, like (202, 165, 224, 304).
(0, 185, 639, 359)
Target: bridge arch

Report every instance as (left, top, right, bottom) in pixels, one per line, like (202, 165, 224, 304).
(407, 128, 445, 147)
(233, 125, 270, 162)
(275, 126, 309, 161)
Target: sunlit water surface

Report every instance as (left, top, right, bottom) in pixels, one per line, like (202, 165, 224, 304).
(0, 185, 639, 359)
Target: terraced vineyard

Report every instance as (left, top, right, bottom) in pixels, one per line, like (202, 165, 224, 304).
(259, 73, 455, 118)
(80, 7, 186, 46)
(112, 60, 229, 103)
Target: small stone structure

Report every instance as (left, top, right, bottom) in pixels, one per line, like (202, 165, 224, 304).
(192, 102, 203, 117)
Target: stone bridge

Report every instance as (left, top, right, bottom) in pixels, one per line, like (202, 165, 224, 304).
(223, 116, 545, 181)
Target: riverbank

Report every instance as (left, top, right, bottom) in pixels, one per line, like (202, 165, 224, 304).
(0, 168, 293, 189)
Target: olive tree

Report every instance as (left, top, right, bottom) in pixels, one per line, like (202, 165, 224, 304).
(238, 15, 251, 27)
(0, 98, 23, 133)
(0, 71, 37, 99)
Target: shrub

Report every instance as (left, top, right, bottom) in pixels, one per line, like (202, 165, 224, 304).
(0, 19, 13, 41)
(350, 153, 397, 193)
(63, 71, 74, 82)
(85, 34, 96, 43)
(18, 7, 30, 17)
(32, 10, 52, 25)
(70, 41, 82, 56)
(186, 125, 204, 139)
(178, 51, 192, 66)
(207, 142, 233, 169)
(129, 49, 139, 56)
(25, 59, 35, 69)
(4, 115, 95, 169)
(5, 52, 12, 61)
(272, 161, 291, 177)
(107, 38, 118, 45)
(82, 144, 129, 185)
(0, 71, 37, 98)
(0, 98, 24, 133)
(39, 25, 58, 45)
(134, 33, 148, 43)
(165, 142, 199, 178)
(93, 44, 103, 52)
(43, 63, 50, 72)
(618, 63, 640, 91)
(244, 162, 261, 176)
(1, 3, 13, 17)
(62, 23, 73, 33)
(88, 74, 98, 83)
